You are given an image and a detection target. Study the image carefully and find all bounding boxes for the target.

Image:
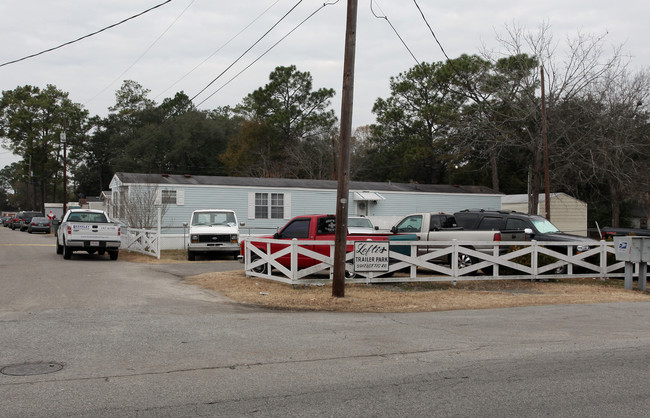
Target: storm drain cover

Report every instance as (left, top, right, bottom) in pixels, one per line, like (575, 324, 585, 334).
(1, 362, 64, 376)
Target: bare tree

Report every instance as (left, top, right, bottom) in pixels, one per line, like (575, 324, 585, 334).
(120, 185, 169, 229)
(481, 22, 638, 218)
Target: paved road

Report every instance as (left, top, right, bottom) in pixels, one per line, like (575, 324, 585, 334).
(1, 226, 649, 417)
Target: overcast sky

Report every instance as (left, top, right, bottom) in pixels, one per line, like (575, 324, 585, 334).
(1, 0, 649, 170)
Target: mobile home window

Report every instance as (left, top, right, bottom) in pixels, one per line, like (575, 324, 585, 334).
(255, 193, 269, 218)
(161, 190, 177, 204)
(249, 192, 290, 220)
(270, 193, 284, 219)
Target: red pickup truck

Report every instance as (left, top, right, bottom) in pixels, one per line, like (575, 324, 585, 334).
(239, 214, 409, 276)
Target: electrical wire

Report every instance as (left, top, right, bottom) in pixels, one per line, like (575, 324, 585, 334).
(195, 1, 339, 108)
(189, 0, 307, 103)
(154, 0, 282, 100)
(87, 0, 196, 105)
(411, 0, 485, 103)
(0, 0, 174, 68)
(370, 0, 420, 66)
(411, 0, 451, 62)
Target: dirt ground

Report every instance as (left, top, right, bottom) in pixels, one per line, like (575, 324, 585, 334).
(122, 250, 650, 313)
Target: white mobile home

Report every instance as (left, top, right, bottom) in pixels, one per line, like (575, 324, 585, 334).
(109, 172, 503, 248)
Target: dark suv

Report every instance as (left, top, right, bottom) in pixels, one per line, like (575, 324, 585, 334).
(453, 209, 598, 273)
(453, 209, 596, 247)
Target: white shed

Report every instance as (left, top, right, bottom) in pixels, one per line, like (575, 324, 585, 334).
(502, 193, 588, 236)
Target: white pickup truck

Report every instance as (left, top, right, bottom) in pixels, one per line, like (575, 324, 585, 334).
(391, 212, 501, 269)
(187, 209, 240, 261)
(56, 209, 121, 260)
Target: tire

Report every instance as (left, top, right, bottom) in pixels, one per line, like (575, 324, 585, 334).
(250, 254, 268, 274)
(550, 265, 567, 275)
(457, 253, 477, 269)
(109, 251, 119, 260)
(28, 229, 32, 234)
(56, 240, 63, 254)
(187, 251, 196, 261)
(63, 244, 72, 259)
(345, 263, 357, 279)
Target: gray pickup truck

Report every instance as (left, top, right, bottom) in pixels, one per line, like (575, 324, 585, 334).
(391, 212, 501, 269)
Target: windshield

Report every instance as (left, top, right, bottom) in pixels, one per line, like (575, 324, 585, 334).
(348, 218, 373, 228)
(192, 212, 236, 226)
(530, 216, 561, 233)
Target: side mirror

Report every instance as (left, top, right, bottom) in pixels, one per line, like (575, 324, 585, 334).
(390, 226, 397, 233)
(273, 232, 281, 239)
(240, 222, 245, 227)
(374, 226, 379, 230)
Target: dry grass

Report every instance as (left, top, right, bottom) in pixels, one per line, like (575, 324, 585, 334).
(186, 272, 650, 312)
(123, 250, 650, 312)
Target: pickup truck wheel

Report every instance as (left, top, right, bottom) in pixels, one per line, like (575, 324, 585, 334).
(344, 264, 357, 279)
(187, 251, 196, 261)
(109, 251, 119, 260)
(250, 255, 268, 274)
(63, 244, 72, 259)
(457, 253, 477, 270)
(56, 240, 63, 254)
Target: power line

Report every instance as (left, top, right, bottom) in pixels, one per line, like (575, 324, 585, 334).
(154, 0, 282, 101)
(370, 0, 420, 66)
(87, 0, 196, 105)
(412, 0, 451, 62)
(189, 0, 306, 103)
(195, 1, 339, 108)
(0, 0, 174, 68)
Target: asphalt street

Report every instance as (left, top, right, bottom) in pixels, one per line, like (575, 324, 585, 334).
(1, 226, 649, 417)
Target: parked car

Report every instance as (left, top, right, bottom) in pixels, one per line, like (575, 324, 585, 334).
(1, 216, 11, 227)
(10, 211, 24, 230)
(348, 216, 379, 234)
(600, 226, 650, 239)
(27, 217, 52, 234)
(18, 211, 45, 231)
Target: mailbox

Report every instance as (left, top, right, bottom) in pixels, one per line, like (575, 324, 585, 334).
(614, 236, 649, 262)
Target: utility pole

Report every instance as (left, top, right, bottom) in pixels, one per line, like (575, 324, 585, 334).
(61, 116, 68, 215)
(332, 0, 358, 298)
(541, 66, 551, 220)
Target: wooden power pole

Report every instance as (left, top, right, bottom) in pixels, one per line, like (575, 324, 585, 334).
(332, 0, 358, 298)
(541, 66, 551, 220)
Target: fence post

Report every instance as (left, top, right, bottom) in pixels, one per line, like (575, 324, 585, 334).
(599, 241, 608, 281)
(291, 239, 298, 284)
(451, 239, 458, 278)
(531, 240, 538, 279)
(156, 207, 161, 259)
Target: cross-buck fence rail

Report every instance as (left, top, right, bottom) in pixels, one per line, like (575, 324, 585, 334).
(242, 238, 634, 285)
(121, 227, 160, 259)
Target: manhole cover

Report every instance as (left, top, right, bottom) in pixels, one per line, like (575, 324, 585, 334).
(1, 362, 64, 376)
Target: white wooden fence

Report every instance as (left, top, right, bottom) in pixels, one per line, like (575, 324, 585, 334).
(242, 238, 634, 285)
(121, 228, 160, 259)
